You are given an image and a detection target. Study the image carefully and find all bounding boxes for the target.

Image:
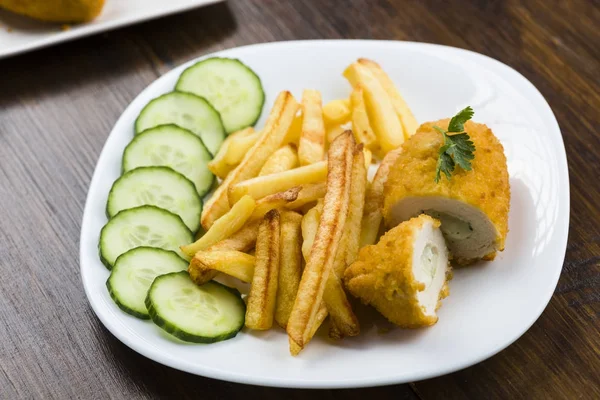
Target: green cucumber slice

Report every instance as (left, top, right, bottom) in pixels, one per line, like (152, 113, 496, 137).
(134, 92, 225, 154)
(145, 272, 246, 343)
(107, 247, 188, 319)
(99, 205, 192, 269)
(176, 57, 265, 133)
(106, 166, 201, 233)
(122, 125, 214, 197)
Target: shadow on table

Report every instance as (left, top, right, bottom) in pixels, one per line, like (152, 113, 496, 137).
(0, 2, 236, 111)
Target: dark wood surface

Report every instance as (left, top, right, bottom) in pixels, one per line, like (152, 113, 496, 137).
(1, 0, 599, 399)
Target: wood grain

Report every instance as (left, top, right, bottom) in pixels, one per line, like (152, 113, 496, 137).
(0, 0, 598, 398)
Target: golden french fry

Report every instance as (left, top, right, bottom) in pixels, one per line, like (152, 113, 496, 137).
(208, 127, 256, 179)
(287, 131, 354, 351)
(301, 200, 323, 262)
(360, 147, 403, 247)
(358, 58, 419, 138)
(275, 211, 303, 328)
(326, 124, 349, 144)
(323, 273, 359, 338)
(251, 186, 301, 220)
(285, 182, 327, 210)
(188, 221, 260, 285)
(228, 161, 327, 205)
(182, 195, 256, 257)
(190, 251, 255, 283)
(298, 90, 326, 165)
(225, 131, 261, 165)
(290, 302, 327, 356)
(324, 145, 366, 338)
(323, 99, 351, 126)
(246, 210, 281, 330)
(201, 91, 299, 229)
(350, 85, 377, 148)
(284, 112, 303, 145)
(259, 144, 299, 176)
(363, 147, 372, 169)
(344, 62, 404, 153)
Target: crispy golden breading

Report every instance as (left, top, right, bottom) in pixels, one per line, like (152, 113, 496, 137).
(0, 0, 105, 22)
(345, 215, 451, 328)
(383, 120, 510, 264)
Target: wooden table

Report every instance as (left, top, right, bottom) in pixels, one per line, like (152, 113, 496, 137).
(1, 1, 599, 398)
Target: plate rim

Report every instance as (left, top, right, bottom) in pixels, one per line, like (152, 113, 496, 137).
(80, 39, 570, 388)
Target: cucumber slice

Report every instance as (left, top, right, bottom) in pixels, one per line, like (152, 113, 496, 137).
(106, 166, 201, 233)
(146, 272, 245, 343)
(123, 125, 214, 197)
(134, 92, 225, 155)
(99, 205, 193, 269)
(107, 247, 187, 319)
(176, 57, 265, 133)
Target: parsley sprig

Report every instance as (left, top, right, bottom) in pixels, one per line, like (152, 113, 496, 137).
(434, 106, 475, 183)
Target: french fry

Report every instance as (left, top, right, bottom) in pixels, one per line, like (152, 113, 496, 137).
(259, 144, 299, 176)
(285, 182, 327, 210)
(290, 302, 328, 356)
(326, 124, 349, 144)
(275, 211, 303, 328)
(350, 86, 377, 149)
(298, 90, 326, 165)
(191, 251, 255, 283)
(246, 210, 281, 330)
(228, 161, 327, 205)
(324, 144, 366, 338)
(363, 147, 372, 169)
(358, 58, 419, 138)
(344, 62, 404, 153)
(323, 98, 351, 126)
(182, 195, 256, 257)
(287, 132, 354, 352)
(251, 186, 301, 220)
(208, 127, 255, 179)
(360, 147, 403, 247)
(201, 91, 299, 229)
(301, 200, 323, 262)
(284, 112, 303, 145)
(188, 221, 260, 285)
(225, 131, 261, 165)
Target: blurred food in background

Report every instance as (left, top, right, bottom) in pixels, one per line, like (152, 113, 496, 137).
(0, 0, 105, 23)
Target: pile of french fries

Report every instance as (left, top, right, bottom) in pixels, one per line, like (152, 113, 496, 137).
(181, 58, 418, 355)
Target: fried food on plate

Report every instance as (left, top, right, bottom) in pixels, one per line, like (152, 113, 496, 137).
(360, 147, 403, 247)
(182, 195, 256, 257)
(287, 131, 354, 352)
(301, 199, 323, 262)
(188, 221, 260, 285)
(251, 186, 302, 221)
(344, 62, 404, 154)
(259, 144, 299, 176)
(246, 210, 281, 330)
(275, 211, 303, 328)
(384, 120, 509, 265)
(201, 91, 299, 229)
(345, 214, 451, 327)
(0, 0, 105, 22)
(285, 182, 326, 210)
(350, 85, 377, 149)
(323, 98, 351, 126)
(358, 58, 419, 138)
(208, 127, 257, 179)
(298, 90, 326, 165)
(228, 160, 327, 205)
(191, 251, 255, 283)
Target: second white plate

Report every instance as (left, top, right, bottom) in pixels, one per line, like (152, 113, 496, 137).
(80, 40, 569, 388)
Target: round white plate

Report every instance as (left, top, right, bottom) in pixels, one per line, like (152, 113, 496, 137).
(80, 40, 569, 388)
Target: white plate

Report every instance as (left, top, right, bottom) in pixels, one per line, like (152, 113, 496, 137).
(80, 40, 569, 388)
(0, 0, 222, 59)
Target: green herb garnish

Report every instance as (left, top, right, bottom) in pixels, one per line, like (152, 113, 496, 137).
(434, 106, 475, 183)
